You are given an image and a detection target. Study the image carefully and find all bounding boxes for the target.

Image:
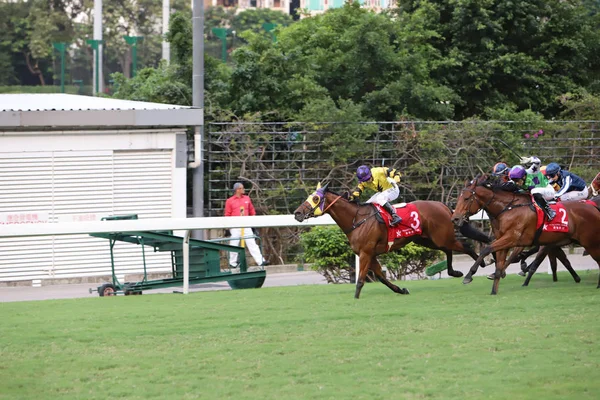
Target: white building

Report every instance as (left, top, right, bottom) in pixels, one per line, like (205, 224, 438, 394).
(0, 94, 202, 285)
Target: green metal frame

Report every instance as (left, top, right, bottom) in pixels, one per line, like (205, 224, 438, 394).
(90, 215, 266, 295)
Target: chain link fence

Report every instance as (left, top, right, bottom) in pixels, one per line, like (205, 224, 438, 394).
(205, 120, 600, 264)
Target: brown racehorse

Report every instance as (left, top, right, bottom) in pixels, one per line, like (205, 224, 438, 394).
(588, 172, 600, 198)
(294, 183, 487, 299)
(451, 175, 600, 295)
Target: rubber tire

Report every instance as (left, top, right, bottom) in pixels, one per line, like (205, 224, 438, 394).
(99, 283, 117, 297)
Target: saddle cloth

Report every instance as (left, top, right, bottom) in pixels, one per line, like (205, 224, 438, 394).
(534, 201, 569, 233)
(373, 203, 423, 250)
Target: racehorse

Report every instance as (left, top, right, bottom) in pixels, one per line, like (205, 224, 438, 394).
(588, 172, 600, 198)
(451, 175, 600, 295)
(294, 183, 488, 299)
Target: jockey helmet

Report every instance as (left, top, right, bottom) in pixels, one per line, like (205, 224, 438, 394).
(509, 165, 527, 180)
(545, 162, 561, 177)
(529, 156, 541, 165)
(540, 165, 547, 175)
(492, 162, 509, 176)
(356, 165, 372, 182)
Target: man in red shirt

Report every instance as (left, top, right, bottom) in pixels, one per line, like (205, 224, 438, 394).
(224, 182, 267, 268)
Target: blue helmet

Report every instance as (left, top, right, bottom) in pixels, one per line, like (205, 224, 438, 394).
(509, 165, 527, 180)
(356, 165, 372, 182)
(545, 162, 561, 176)
(492, 162, 509, 176)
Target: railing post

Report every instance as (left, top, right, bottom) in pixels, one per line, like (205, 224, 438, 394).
(183, 230, 190, 294)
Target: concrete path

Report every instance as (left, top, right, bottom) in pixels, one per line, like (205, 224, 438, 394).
(0, 252, 596, 303)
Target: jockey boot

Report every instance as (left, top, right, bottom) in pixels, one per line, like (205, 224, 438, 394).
(533, 193, 556, 221)
(383, 202, 402, 226)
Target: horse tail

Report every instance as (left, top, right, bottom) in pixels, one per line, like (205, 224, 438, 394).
(459, 223, 492, 244)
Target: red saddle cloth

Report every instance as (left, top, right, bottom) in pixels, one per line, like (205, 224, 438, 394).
(534, 201, 569, 232)
(373, 203, 423, 247)
(581, 199, 597, 207)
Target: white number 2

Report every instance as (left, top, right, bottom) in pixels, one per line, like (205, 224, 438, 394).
(410, 211, 420, 230)
(560, 208, 568, 225)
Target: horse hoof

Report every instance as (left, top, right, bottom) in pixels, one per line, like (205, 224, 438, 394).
(451, 271, 464, 278)
(462, 277, 473, 285)
(402, 288, 410, 295)
(575, 278, 581, 283)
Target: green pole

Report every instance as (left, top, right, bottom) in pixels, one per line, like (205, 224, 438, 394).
(52, 42, 67, 93)
(262, 23, 278, 43)
(86, 39, 104, 95)
(124, 36, 144, 77)
(211, 28, 228, 63)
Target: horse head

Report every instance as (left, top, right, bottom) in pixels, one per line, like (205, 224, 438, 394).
(294, 182, 330, 222)
(451, 174, 494, 227)
(591, 172, 600, 197)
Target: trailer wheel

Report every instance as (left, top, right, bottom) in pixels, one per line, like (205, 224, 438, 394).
(99, 283, 117, 297)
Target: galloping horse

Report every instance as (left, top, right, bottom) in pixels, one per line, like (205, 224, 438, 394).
(588, 172, 600, 198)
(451, 175, 600, 295)
(294, 183, 488, 299)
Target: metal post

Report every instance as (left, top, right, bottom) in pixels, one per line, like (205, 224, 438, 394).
(183, 230, 190, 294)
(86, 39, 104, 95)
(124, 36, 144, 77)
(162, 0, 170, 63)
(263, 23, 277, 42)
(93, 0, 103, 95)
(52, 42, 67, 93)
(211, 28, 228, 63)
(191, 0, 205, 239)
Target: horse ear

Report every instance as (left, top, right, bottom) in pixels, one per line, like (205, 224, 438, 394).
(322, 182, 329, 192)
(316, 182, 322, 190)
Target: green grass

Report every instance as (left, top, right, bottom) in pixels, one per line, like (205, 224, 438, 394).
(1, 271, 600, 400)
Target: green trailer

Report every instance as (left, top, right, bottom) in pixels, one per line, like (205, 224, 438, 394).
(89, 215, 266, 296)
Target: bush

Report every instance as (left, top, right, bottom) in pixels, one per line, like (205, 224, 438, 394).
(299, 225, 443, 283)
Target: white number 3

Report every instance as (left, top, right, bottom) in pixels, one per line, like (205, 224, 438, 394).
(410, 211, 420, 229)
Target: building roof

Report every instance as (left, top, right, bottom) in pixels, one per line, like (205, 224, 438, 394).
(0, 94, 203, 129)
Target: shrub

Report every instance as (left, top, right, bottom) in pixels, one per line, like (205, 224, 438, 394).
(299, 225, 443, 283)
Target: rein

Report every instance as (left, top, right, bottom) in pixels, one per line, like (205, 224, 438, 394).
(462, 186, 532, 220)
(322, 195, 343, 214)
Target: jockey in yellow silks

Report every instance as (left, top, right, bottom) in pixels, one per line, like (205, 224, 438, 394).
(348, 165, 403, 226)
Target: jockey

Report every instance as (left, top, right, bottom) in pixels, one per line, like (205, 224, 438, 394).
(491, 162, 510, 182)
(500, 165, 556, 221)
(520, 156, 548, 188)
(348, 165, 403, 226)
(544, 162, 589, 201)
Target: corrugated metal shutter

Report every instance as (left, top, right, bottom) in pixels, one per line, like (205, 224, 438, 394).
(0, 150, 174, 282)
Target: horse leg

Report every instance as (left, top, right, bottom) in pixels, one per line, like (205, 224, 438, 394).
(490, 249, 509, 295)
(354, 252, 372, 299)
(443, 250, 465, 278)
(550, 251, 558, 282)
(462, 239, 510, 284)
(370, 259, 409, 295)
(554, 247, 581, 283)
(523, 246, 552, 287)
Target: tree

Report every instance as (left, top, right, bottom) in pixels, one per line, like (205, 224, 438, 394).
(395, 0, 600, 118)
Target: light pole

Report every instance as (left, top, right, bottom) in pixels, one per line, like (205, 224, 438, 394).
(124, 36, 144, 77)
(86, 39, 104, 95)
(52, 42, 67, 93)
(212, 27, 228, 63)
(262, 23, 277, 42)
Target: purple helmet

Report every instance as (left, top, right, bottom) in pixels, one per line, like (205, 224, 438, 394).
(509, 165, 527, 180)
(356, 165, 372, 182)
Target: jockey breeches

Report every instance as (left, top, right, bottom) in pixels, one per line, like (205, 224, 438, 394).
(560, 187, 589, 201)
(366, 185, 400, 206)
(530, 185, 556, 201)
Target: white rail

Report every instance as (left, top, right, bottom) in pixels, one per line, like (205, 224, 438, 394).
(0, 211, 489, 293)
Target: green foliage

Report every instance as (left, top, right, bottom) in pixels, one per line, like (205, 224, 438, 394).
(111, 62, 191, 105)
(378, 243, 443, 280)
(396, 0, 600, 118)
(299, 225, 442, 283)
(232, 8, 294, 36)
(0, 85, 89, 94)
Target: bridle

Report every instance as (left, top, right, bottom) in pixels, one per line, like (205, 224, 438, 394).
(459, 184, 532, 221)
